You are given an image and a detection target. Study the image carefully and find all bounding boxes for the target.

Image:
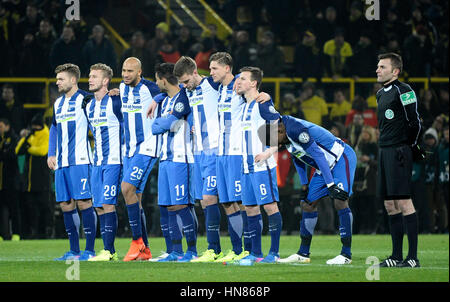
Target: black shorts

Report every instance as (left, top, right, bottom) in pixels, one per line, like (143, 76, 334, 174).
(377, 144, 413, 200)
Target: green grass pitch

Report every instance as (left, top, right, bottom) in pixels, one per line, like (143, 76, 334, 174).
(0, 234, 447, 282)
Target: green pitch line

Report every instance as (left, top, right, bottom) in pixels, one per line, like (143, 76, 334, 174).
(0, 235, 447, 282)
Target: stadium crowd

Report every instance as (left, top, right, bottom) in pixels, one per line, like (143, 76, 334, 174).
(0, 0, 448, 241)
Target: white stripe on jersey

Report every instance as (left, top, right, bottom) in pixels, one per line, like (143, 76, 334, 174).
(53, 90, 92, 169)
(159, 93, 194, 163)
(186, 77, 219, 152)
(217, 80, 245, 156)
(87, 95, 123, 166)
(120, 80, 160, 157)
(241, 100, 276, 174)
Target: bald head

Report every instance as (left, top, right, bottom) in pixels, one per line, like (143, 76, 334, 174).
(122, 57, 142, 86)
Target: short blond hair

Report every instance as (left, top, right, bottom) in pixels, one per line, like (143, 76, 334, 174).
(90, 63, 113, 80)
(55, 63, 80, 81)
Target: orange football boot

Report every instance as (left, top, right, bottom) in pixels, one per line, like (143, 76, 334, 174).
(136, 246, 152, 261)
(123, 237, 145, 261)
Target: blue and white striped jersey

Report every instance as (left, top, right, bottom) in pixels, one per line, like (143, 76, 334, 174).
(51, 89, 92, 169)
(241, 100, 277, 174)
(217, 76, 245, 156)
(156, 89, 193, 163)
(186, 76, 220, 153)
(280, 115, 345, 185)
(86, 94, 124, 166)
(120, 78, 161, 158)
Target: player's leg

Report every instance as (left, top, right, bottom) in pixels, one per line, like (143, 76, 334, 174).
(121, 156, 145, 260)
(216, 155, 244, 260)
(258, 168, 282, 263)
(238, 173, 264, 264)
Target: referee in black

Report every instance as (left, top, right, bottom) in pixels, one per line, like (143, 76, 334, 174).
(375, 53, 424, 268)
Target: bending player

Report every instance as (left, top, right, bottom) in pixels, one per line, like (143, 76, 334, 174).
(256, 104, 356, 265)
(83, 63, 122, 261)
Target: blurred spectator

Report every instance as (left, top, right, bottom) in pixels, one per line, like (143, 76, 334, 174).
(433, 25, 448, 76)
(229, 30, 257, 73)
(174, 25, 197, 56)
(49, 24, 83, 73)
(323, 28, 353, 78)
(0, 84, 25, 135)
(66, 19, 89, 45)
(194, 38, 214, 74)
(293, 29, 323, 80)
(385, 36, 403, 56)
(16, 31, 40, 77)
(255, 31, 284, 77)
(34, 19, 57, 77)
(351, 125, 378, 234)
(349, 31, 377, 78)
(345, 1, 366, 46)
(120, 31, 156, 78)
(329, 89, 351, 125)
(382, 10, 409, 45)
(439, 89, 449, 118)
(82, 24, 117, 75)
(345, 95, 377, 128)
(15, 114, 52, 239)
(159, 39, 181, 64)
(279, 92, 304, 119)
(313, 6, 341, 46)
(418, 89, 442, 129)
(0, 3, 15, 76)
(346, 112, 364, 147)
(366, 83, 382, 109)
(147, 22, 170, 54)
(0, 118, 21, 241)
(14, 2, 42, 48)
(204, 23, 226, 52)
(421, 128, 446, 233)
(299, 81, 329, 127)
(328, 121, 347, 143)
(16, 31, 42, 103)
(437, 123, 449, 232)
(402, 25, 433, 76)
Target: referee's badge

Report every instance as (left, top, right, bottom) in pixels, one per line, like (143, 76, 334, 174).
(174, 102, 184, 113)
(385, 109, 394, 120)
(298, 132, 310, 143)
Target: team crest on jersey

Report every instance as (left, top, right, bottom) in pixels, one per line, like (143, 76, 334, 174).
(385, 109, 394, 119)
(174, 102, 184, 113)
(298, 132, 310, 143)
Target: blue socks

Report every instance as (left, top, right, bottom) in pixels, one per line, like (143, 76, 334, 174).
(241, 210, 252, 252)
(338, 207, 353, 257)
(126, 202, 142, 240)
(298, 211, 318, 256)
(268, 212, 282, 255)
(205, 204, 221, 254)
(140, 208, 149, 247)
(63, 209, 80, 254)
(104, 211, 117, 254)
(178, 206, 197, 254)
(247, 214, 263, 258)
(159, 206, 172, 253)
(168, 210, 183, 254)
(227, 211, 243, 255)
(81, 207, 97, 253)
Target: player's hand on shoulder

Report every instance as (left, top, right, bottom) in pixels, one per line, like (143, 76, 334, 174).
(146, 100, 158, 119)
(82, 94, 93, 109)
(108, 88, 120, 96)
(255, 92, 271, 104)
